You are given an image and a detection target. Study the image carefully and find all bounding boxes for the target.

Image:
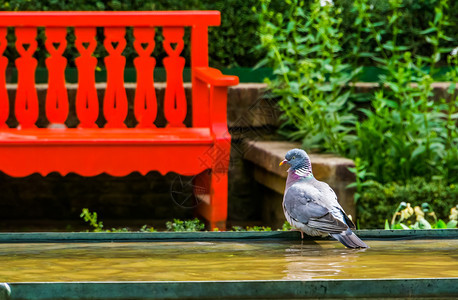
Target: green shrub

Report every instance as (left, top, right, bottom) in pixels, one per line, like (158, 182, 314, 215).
(386, 202, 457, 230)
(0, 0, 261, 68)
(256, 0, 360, 154)
(351, 0, 458, 184)
(258, 0, 458, 185)
(358, 178, 458, 228)
(1, 0, 457, 68)
(165, 218, 205, 232)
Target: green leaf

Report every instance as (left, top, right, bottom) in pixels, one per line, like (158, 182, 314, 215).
(384, 219, 390, 230)
(418, 219, 432, 229)
(434, 219, 447, 229)
(392, 224, 404, 230)
(420, 27, 437, 34)
(411, 145, 426, 160)
(400, 223, 410, 230)
(447, 220, 457, 228)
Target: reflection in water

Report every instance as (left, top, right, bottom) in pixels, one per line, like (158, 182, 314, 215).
(283, 241, 362, 280)
(0, 239, 457, 282)
(283, 240, 458, 280)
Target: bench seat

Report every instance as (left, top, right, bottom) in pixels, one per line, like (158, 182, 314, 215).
(0, 128, 214, 177)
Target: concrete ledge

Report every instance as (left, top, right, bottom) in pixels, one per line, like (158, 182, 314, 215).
(243, 140, 356, 225)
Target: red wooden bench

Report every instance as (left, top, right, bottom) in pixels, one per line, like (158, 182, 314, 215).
(0, 11, 238, 230)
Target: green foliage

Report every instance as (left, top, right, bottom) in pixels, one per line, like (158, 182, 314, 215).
(246, 225, 272, 231)
(2, 0, 456, 69)
(446, 205, 458, 229)
(80, 208, 156, 232)
(165, 218, 205, 232)
(230, 225, 272, 231)
(257, 0, 360, 154)
(281, 221, 292, 231)
(258, 0, 458, 185)
(0, 0, 261, 68)
(80, 208, 104, 232)
(139, 225, 157, 232)
(386, 202, 457, 230)
(357, 178, 458, 228)
(351, 0, 458, 184)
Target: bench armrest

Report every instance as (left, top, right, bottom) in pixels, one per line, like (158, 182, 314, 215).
(194, 67, 239, 86)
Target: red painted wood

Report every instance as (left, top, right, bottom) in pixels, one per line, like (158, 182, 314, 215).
(133, 27, 157, 128)
(0, 144, 213, 178)
(0, 11, 238, 230)
(0, 27, 8, 128)
(0, 128, 213, 177)
(191, 25, 209, 127)
(196, 171, 228, 230)
(194, 67, 239, 86)
(0, 128, 212, 145)
(103, 27, 128, 128)
(0, 11, 221, 27)
(163, 27, 187, 127)
(75, 27, 99, 128)
(15, 27, 39, 129)
(45, 27, 69, 125)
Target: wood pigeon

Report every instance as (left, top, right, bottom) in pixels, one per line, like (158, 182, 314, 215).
(280, 148, 368, 248)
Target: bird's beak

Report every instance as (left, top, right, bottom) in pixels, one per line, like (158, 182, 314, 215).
(279, 159, 288, 166)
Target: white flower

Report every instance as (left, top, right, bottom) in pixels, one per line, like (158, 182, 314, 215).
(320, 0, 333, 7)
(451, 47, 458, 56)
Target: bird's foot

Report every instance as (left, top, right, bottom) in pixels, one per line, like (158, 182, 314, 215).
(290, 228, 304, 239)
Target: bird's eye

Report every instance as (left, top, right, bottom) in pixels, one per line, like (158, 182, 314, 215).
(292, 156, 296, 160)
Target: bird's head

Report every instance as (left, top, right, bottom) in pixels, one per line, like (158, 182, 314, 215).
(279, 148, 311, 171)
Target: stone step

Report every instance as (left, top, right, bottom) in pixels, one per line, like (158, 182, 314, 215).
(243, 140, 356, 228)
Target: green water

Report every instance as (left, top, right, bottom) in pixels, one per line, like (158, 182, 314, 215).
(1, 239, 457, 282)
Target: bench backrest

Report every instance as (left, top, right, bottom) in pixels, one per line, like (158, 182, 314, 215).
(0, 11, 220, 129)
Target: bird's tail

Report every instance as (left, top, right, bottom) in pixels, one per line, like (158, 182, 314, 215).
(330, 229, 369, 249)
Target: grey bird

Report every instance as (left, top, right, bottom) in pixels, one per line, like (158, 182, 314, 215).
(280, 148, 368, 248)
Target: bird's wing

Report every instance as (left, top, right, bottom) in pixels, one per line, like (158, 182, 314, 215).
(312, 180, 357, 230)
(284, 184, 349, 234)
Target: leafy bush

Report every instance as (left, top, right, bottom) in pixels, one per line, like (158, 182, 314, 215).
(258, 0, 458, 185)
(357, 178, 458, 228)
(386, 202, 457, 230)
(0, 0, 261, 68)
(256, 0, 360, 154)
(351, 0, 458, 184)
(165, 218, 205, 232)
(1, 0, 457, 68)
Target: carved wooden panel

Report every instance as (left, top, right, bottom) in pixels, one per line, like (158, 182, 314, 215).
(163, 27, 186, 127)
(15, 27, 38, 128)
(75, 27, 98, 128)
(103, 27, 127, 128)
(0, 27, 8, 128)
(133, 27, 157, 128)
(45, 27, 68, 125)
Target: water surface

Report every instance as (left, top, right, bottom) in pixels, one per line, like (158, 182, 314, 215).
(1, 239, 457, 282)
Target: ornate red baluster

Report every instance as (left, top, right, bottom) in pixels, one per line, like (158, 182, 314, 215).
(133, 27, 157, 128)
(75, 27, 98, 128)
(163, 27, 186, 127)
(15, 27, 38, 129)
(45, 27, 68, 125)
(103, 27, 127, 128)
(0, 28, 8, 128)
